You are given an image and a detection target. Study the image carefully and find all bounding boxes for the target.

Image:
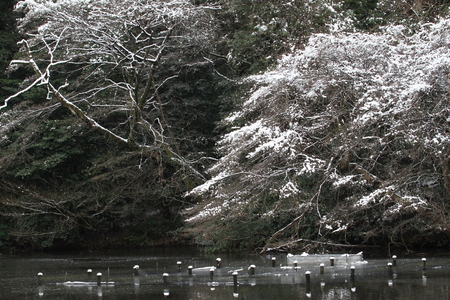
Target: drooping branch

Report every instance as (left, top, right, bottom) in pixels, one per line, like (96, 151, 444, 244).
(48, 82, 137, 149)
(14, 39, 139, 150)
(0, 75, 45, 110)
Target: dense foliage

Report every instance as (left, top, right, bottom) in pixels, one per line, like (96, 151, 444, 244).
(1, 0, 450, 253)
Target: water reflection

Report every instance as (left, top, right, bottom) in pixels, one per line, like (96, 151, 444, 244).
(0, 248, 449, 299)
(37, 285, 44, 297)
(422, 271, 427, 286)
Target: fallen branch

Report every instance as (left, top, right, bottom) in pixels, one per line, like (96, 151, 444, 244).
(259, 206, 312, 255)
(261, 238, 381, 254)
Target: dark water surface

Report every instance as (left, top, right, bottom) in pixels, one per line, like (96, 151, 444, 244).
(1, 247, 450, 299)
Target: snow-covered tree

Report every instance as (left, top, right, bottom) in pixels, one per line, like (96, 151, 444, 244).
(0, 0, 219, 247)
(186, 18, 450, 252)
(3, 0, 216, 153)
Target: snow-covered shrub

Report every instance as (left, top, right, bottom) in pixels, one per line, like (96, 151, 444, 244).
(186, 18, 450, 251)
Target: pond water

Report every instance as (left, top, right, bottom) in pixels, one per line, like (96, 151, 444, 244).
(1, 247, 450, 299)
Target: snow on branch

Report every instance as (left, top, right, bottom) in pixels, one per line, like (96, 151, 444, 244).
(187, 18, 450, 230)
(5, 0, 217, 157)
